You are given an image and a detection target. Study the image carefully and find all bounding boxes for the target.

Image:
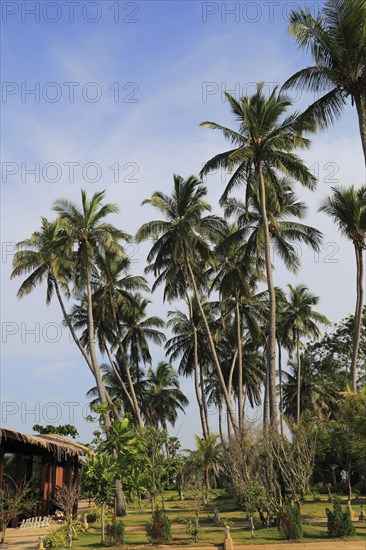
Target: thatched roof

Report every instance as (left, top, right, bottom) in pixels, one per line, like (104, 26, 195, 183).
(0, 428, 91, 461)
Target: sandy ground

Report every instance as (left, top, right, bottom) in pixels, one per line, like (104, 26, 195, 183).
(2, 500, 92, 549)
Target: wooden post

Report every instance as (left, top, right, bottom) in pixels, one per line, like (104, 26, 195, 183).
(224, 525, 233, 550)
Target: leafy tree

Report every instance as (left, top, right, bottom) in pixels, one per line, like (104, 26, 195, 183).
(84, 453, 117, 543)
(319, 186, 366, 390)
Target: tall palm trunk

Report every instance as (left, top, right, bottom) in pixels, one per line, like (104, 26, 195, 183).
(86, 265, 111, 429)
(354, 93, 366, 166)
(52, 274, 95, 376)
(193, 326, 209, 439)
(108, 290, 143, 428)
(263, 349, 270, 431)
(236, 298, 244, 431)
(278, 341, 284, 436)
(218, 402, 224, 443)
(187, 295, 209, 439)
(296, 331, 301, 424)
(200, 367, 211, 437)
(350, 245, 364, 391)
(186, 260, 238, 433)
(258, 163, 278, 428)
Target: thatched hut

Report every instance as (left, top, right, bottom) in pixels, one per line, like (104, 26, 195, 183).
(0, 428, 90, 522)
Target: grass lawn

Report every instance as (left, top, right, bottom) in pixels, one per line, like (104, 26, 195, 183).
(71, 491, 366, 549)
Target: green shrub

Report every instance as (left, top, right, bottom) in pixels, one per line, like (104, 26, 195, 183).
(326, 499, 356, 537)
(106, 519, 125, 545)
(43, 526, 67, 548)
(86, 512, 97, 524)
(146, 508, 172, 543)
(184, 518, 201, 543)
(278, 500, 303, 540)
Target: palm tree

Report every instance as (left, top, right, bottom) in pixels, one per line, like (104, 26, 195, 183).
(165, 298, 214, 439)
(193, 434, 221, 490)
(11, 217, 101, 391)
(319, 185, 366, 391)
(275, 288, 293, 435)
(52, 190, 130, 427)
(200, 84, 316, 427)
(211, 224, 265, 432)
(143, 362, 189, 429)
(136, 175, 239, 431)
(282, 353, 344, 422)
(119, 293, 166, 380)
(282, 284, 330, 423)
(283, 0, 366, 164)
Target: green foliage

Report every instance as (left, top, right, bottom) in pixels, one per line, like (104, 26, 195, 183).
(146, 508, 172, 543)
(43, 523, 83, 548)
(278, 500, 303, 540)
(84, 453, 117, 506)
(326, 499, 356, 538)
(184, 518, 201, 543)
(43, 526, 67, 549)
(32, 424, 79, 439)
(86, 513, 97, 524)
(106, 519, 125, 545)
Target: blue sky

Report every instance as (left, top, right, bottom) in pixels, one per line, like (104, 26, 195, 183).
(1, 1, 365, 448)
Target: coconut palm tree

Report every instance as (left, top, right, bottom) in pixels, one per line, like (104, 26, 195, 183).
(143, 362, 189, 429)
(11, 217, 106, 397)
(165, 298, 214, 439)
(319, 185, 366, 391)
(211, 225, 265, 432)
(136, 175, 239, 431)
(282, 284, 330, 423)
(200, 84, 316, 427)
(193, 434, 221, 490)
(52, 190, 130, 427)
(119, 293, 166, 381)
(283, 0, 366, 164)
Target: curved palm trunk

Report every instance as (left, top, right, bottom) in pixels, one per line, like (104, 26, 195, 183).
(105, 346, 135, 415)
(186, 261, 238, 434)
(52, 275, 94, 376)
(350, 245, 364, 391)
(296, 331, 301, 424)
(258, 163, 278, 428)
(236, 298, 244, 431)
(354, 93, 366, 166)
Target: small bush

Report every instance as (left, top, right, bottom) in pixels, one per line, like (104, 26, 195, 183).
(146, 508, 172, 543)
(106, 519, 125, 545)
(278, 500, 303, 540)
(43, 527, 67, 548)
(86, 512, 97, 524)
(184, 518, 201, 543)
(326, 499, 356, 537)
